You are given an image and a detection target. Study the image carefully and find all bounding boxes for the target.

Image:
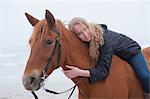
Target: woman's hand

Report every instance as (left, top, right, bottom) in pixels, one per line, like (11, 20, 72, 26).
(63, 65, 82, 79)
(63, 65, 90, 79)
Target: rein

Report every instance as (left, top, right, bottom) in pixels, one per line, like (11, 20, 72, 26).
(31, 27, 78, 99)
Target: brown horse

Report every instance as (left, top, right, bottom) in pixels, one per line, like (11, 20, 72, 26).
(22, 10, 149, 99)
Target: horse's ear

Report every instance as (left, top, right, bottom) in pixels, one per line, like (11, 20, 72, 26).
(45, 10, 55, 27)
(25, 13, 39, 26)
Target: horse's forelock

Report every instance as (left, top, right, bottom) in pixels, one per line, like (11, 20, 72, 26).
(29, 20, 49, 46)
(29, 19, 72, 47)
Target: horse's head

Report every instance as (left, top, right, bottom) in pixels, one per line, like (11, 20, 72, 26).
(22, 10, 63, 91)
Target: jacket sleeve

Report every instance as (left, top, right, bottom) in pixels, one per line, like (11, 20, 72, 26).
(88, 38, 113, 84)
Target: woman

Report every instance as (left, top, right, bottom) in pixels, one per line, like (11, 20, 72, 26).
(63, 17, 150, 99)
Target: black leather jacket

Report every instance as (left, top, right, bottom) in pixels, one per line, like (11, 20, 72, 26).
(88, 24, 141, 84)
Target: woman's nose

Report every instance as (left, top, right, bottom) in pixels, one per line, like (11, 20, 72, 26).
(83, 32, 89, 37)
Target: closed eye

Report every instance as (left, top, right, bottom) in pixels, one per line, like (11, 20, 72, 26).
(76, 32, 83, 36)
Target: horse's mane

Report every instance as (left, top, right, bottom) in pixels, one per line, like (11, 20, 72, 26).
(55, 19, 85, 45)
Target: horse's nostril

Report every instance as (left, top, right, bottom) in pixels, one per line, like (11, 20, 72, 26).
(29, 76, 36, 84)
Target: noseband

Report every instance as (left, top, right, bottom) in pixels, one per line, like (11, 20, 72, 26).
(31, 27, 77, 99)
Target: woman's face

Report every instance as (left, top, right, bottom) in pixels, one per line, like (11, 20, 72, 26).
(73, 22, 91, 42)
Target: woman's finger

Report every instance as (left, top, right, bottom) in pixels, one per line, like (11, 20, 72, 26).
(66, 65, 75, 69)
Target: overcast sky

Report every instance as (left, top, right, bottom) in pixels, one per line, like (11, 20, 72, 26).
(0, 0, 150, 54)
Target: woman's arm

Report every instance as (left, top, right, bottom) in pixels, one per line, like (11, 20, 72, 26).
(88, 35, 113, 83)
(63, 65, 90, 79)
(63, 33, 113, 83)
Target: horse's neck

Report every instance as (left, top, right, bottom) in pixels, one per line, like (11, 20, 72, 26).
(61, 30, 90, 69)
(60, 29, 97, 97)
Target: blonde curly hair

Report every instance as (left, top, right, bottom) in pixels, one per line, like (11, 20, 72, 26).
(68, 17, 104, 61)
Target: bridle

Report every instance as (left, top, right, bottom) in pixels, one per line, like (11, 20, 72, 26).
(31, 27, 77, 99)
(41, 33, 61, 80)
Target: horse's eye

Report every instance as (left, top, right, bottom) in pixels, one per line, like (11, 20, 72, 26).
(46, 40, 53, 45)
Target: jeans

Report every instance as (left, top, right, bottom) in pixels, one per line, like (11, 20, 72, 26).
(125, 52, 150, 93)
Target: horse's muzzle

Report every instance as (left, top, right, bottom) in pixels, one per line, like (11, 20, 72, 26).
(22, 74, 42, 91)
